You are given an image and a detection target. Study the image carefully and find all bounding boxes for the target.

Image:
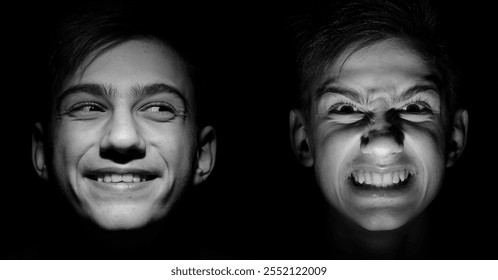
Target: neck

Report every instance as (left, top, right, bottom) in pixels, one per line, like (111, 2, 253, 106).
(326, 208, 430, 259)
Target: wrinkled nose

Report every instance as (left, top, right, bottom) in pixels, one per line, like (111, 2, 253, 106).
(100, 111, 146, 162)
(360, 116, 404, 160)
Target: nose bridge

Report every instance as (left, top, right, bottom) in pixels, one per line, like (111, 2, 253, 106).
(101, 108, 145, 152)
(361, 111, 404, 159)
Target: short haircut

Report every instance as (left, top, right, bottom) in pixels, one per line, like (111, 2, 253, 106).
(290, 0, 458, 122)
(39, 3, 205, 125)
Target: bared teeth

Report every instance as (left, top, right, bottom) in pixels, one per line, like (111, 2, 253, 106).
(399, 171, 406, 181)
(365, 172, 372, 185)
(122, 174, 133, 183)
(372, 173, 382, 185)
(111, 174, 121, 183)
(358, 172, 365, 184)
(393, 172, 400, 184)
(351, 170, 412, 187)
(94, 174, 150, 183)
(104, 174, 112, 183)
(382, 173, 392, 186)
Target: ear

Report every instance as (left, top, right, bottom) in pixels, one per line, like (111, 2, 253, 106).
(32, 122, 49, 180)
(446, 109, 468, 167)
(193, 126, 217, 185)
(289, 109, 313, 167)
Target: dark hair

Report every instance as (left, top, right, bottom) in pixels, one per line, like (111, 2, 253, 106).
(39, 2, 204, 125)
(290, 0, 458, 122)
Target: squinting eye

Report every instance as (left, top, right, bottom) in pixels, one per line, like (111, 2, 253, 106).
(403, 101, 432, 114)
(66, 102, 105, 117)
(141, 102, 182, 121)
(328, 103, 360, 114)
(144, 105, 174, 113)
(78, 105, 104, 112)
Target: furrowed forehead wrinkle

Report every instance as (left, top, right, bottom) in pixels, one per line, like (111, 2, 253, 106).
(131, 83, 191, 113)
(315, 78, 364, 103)
(56, 83, 116, 108)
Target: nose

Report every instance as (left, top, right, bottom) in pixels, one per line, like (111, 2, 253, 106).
(100, 110, 146, 162)
(360, 116, 404, 160)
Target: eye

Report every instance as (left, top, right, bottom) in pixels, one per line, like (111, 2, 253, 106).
(144, 104, 174, 113)
(328, 102, 360, 114)
(77, 104, 105, 112)
(65, 102, 106, 118)
(402, 101, 432, 114)
(140, 102, 182, 121)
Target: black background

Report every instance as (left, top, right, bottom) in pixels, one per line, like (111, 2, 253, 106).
(2, 0, 497, 259)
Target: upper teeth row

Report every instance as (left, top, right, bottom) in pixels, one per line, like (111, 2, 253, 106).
(351, 170, 411, 187)
(96, 174, 147, 183)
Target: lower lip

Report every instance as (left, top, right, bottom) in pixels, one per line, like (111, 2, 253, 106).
(85, 177, 154, 194)
(347, 175, 415, 199)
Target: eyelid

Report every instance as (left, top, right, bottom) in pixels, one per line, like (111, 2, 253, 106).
(139, 101, 187, 121)
(399, 99, 434, 113)
(400, 93, 438, 106)
(328, 101, 362, 113)
(57, 92, 107, 112)
(140, 101, 178, 112)
(61, 101, 105, 115)
(69, 101, 104, 109)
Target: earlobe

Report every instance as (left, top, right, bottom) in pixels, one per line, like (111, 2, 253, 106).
(446, 109, 469, 167)
(32, 122, 49, 180)
(289, 110, 314, 167)
(193, 126, 217, 185)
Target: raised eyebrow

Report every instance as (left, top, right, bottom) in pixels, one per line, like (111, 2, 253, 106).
(55, 83, 115, 109)
(132, 83, 190, 113)
(315, 79, 363, 103)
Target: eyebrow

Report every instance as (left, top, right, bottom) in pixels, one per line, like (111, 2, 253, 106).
(131, 83, 190, 112)
(394, 84, 439, 103)
(57, 82, 190, 112)
(315, 78, 440, 104)
(315, 80, 364, 103)
(56, 83, 115, 109)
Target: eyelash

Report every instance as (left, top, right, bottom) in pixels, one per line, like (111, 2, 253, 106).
(400, 98, 433, 113)
(328, 101, 361, 114)
(59, 102, 105, 116)
(328, 98, 433, 113)
(140, 102, 186, 120)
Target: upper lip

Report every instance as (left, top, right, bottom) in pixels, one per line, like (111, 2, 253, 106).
(84, 167, 160, 178)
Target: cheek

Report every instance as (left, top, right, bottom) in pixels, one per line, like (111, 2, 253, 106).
(313, 123, 362, 169)
(312, 123, 362, 198)
(145, 122, 197, 172)
(404, 122, 446, 168)
(51, 122, 98, 171)
(403, 122, 446, 196)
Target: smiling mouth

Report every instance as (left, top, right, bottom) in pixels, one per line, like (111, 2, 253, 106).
(86, 173, 158, 183)
(349, 169, 414, 189)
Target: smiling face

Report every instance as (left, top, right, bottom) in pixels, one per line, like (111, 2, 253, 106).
(38, 39, 200, 229)
(294, 39, 452, 231)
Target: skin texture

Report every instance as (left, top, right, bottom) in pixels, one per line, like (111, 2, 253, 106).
(290, 38, 467, 231)
(33, 39, 216, 230)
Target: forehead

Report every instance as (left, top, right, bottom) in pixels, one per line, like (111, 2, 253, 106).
(61, 39, 194, 101)
(321, 39, 436, 92)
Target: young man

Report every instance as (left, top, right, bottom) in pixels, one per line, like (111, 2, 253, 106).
(289, 0, 468, 258)
(30, 5, 216, 257)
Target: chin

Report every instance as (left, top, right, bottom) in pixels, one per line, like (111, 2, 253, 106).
(89, 205, 156, 230)
(354, 212, 413, 231)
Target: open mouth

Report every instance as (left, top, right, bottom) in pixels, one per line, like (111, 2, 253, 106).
(348, 169, 414, 189)
(86, 173, 158, 183)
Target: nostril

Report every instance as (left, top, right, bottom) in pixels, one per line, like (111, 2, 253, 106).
(361, 133, 403, 157)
